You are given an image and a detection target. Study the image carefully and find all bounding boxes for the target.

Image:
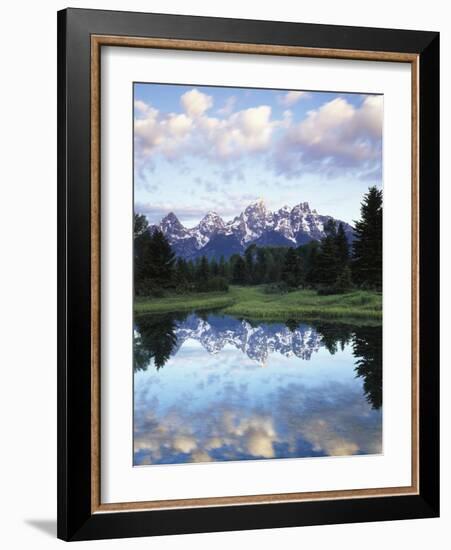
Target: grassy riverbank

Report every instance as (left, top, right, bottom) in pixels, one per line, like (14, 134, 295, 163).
(135, 285, 382, 323)
(134, 292, 234, 315)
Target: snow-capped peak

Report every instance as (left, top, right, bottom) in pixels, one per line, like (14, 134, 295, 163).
(149, 200, 354, 259)
(162, 211, 180, 223)
(292, 201, 311, 213)
(160, 211, 184, 232)
(197, 211, 225, 231)
(244, 199, 267, 216)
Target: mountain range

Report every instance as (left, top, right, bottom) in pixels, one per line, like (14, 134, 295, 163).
(150, 199, 354, 260)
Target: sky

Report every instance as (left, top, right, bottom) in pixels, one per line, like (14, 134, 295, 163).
(134, 83, 383, 226)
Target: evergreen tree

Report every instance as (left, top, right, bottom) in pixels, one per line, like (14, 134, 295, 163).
(301, 240, 320, 286)
(134, 221, 176, 295)
(147, 229, 176, 289)
(266, 254, 281, 282)
(352, 186, 383, 289)
(334, 265, 353, 293)
(244, 245, 256, 284)
(134, 213, 148, 238)
(175, 257, 189, 289)
(335, 222, 350, 269)
(255, 247, 268, 284)
(324, 218, 337, 239)
(210, 258, 219, 277)
(281, 247, 303, 288)
(353, 326, 382, 409)
(197, 256, 210, 290)
(315, 220, 340, 286)
(232, 256, 247, 284)
(186, 260, 195, 282)
(134, 214, 150, 293)
(218, 255, 226, 278)
(134, 314, 178, 371)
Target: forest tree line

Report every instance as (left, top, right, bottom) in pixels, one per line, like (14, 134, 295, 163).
(134, 186, 382, 297)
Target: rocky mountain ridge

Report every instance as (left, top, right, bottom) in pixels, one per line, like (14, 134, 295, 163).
(150, 199, 354, 259)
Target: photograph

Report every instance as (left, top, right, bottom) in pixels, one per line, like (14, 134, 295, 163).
(132, 82, 383, 466)
(53, 5, 440, 542)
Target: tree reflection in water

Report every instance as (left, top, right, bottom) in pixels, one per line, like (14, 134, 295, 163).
(134, 313, 184, 371)
(134, 312, 382, 408)
(352, 326, 382, 410)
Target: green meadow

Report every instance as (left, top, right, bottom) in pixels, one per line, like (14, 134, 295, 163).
(134, 285, 382, 324)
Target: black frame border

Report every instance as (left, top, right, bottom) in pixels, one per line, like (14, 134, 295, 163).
(57, 8, 439, 541)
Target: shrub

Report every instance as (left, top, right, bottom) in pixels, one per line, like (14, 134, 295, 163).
(334, 266, 353, 293)
(317, 286, 340, 296)
(134, 278, 168, 298)
(205, 276, 229, 292)
(264, 281, 289, 294)
(317, 267, 353, 296)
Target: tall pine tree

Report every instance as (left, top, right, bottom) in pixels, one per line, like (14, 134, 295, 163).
(147, 229, 176, 289)
(134, 213, 148, 239)
(218, 255, 227, 278)
(134, 213, 150, 292)
(255, 247, 268, 283)
(244, 245, 256, 284)
(352, 186, 382, 289)
(281, 248, 303, 288)
(315, 219, 340, 285)
(175, 257, 189, 289)
(197, 256, 210, 290)
(232, 256, 247, 284)
(134, 220, 176, 294)
(335, 222, 349, 270)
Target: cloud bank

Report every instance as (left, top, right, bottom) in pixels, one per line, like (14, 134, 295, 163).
(134, 88, 383, 181)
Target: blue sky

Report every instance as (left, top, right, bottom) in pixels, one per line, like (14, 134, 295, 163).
(134, 83, 383, 226)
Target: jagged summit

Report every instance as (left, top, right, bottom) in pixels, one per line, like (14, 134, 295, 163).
(292, 201, 311, 212)
(159, 211, 185, 233)
(199, 211, 224, 224)
(160, 211, 180, 225)
(148, 200, 354, 260)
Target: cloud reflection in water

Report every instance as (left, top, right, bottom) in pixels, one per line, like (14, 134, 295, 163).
(134, 314, 382, 465)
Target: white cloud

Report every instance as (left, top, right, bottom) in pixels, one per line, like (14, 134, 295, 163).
(295, 98, 355, 146)
(275, 95, 383, 177)
(224, 413, 277, 459)
(135, 95, 275, 162)
(300, 418, 360, 456)
(214, 105, 273, 157)
(134, 92, 382, 181)
(166, 113, 192, 137)
(173, 435, 197, 453)
(245, 428, 276, 458)
(279, 90, 310, 106)
(181, 88, 213, 117)
(355, 95, 384, 138)
(134, 99, 151, 115)
(189, 450, 213, 463)
(134, 106, 193, 160)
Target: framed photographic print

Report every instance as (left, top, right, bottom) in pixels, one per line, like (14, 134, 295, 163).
(57, 8, 440, 541)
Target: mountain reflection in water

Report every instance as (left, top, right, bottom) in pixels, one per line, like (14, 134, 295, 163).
(134, 312, 382, 466)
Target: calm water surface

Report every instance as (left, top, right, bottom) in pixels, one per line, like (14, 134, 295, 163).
(133, 313, 382, 465)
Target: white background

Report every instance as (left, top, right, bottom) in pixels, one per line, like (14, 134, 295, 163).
(102, 48, 412, 504)
(0, 0, 448, 548)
